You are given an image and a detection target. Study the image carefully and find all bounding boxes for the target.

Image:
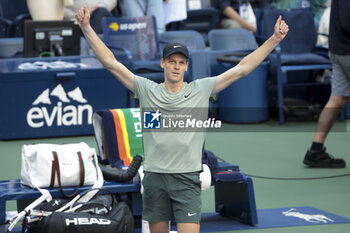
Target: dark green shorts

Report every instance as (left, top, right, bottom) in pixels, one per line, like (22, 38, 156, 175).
(142, 172, 202, 223)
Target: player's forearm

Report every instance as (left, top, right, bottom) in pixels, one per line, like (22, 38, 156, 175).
(80, 24, 115, 69)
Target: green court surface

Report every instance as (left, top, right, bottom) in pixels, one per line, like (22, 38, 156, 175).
(1, 120, 350, 233)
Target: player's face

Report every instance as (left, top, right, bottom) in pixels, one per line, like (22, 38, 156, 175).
(161, 54, 188, 83)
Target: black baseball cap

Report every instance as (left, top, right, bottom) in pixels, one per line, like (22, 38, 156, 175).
(162, 43, 189, 59)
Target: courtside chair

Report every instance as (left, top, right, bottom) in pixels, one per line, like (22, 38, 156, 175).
(0, 37, 23, 58)
(159, 30, 206, 51)
(208, 28, 258, 51)
(101, 16, 164, 83)
(208, 28, 269, 123)
(259, 8, 332, 124)
(179, 0, 221, 45)
(101, 16, 165, 107)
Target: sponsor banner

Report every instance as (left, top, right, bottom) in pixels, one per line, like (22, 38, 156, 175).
(108, 21, 147, 32)
(0, 57, 129, 139)
(27, 84, 93, 128)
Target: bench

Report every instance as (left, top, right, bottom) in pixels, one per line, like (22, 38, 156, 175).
(1, 161, 257, 233)
(0, 180, 141, 233)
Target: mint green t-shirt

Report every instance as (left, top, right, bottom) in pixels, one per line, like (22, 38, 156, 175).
(133, 75, 217, 173)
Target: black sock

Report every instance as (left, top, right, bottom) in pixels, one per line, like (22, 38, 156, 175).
(311, 142, 324, 151)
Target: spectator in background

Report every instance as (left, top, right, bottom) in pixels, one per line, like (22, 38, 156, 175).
(27, 0, 74, 20)
(316, 0, 331, 47)
(118, 0, 165, 33)
(163, 0, 187, 31)
(64, 0, 117, 34)
(213, 0, 271, 34)
(271, 0, 327, 27)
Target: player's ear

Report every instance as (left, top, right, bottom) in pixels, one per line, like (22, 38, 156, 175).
(160, 58, 165, 69)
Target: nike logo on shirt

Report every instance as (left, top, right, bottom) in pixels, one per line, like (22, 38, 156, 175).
(184, 93, 191, 98)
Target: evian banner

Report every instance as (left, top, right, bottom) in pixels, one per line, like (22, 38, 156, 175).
(0, 57, 129, 139)
(27, 84, 93, 128)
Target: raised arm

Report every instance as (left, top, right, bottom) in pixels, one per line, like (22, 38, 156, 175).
(75, 6, 135, 92)
(213, 16, 289, 95)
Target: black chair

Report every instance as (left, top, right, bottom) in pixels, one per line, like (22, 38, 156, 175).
(179, 3, 221, 46)
(259, 8, 332, 124)
(0, 17, 11, 37)
(0, 0, 31, 37)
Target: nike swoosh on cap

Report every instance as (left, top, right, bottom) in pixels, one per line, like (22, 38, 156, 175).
(173, 45, 182, 48)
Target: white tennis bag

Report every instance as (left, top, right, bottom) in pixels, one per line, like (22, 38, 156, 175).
(21, 142, 103, 196)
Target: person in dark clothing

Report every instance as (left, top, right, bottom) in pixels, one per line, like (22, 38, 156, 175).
(303, 0, 350, 168)
(213, 0, 270, 33)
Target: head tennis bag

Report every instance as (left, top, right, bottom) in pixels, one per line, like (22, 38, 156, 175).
(22, 190, 134, 233)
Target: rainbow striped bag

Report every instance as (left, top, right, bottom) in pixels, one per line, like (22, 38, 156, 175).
(92, 108, 143, 168)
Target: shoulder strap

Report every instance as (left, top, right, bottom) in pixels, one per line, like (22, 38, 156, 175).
(52, 151, 84, 197)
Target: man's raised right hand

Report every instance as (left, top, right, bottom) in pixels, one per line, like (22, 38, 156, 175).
(75, 6, 91, 28)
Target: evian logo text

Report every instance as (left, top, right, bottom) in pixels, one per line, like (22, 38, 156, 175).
(26, 84, 93, 128)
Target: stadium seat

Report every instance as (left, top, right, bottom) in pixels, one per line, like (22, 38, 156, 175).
(208, 28, 258, 51)
(159, 30, 206, 51)
(0, 37, 23, 58)
(179, 0, 221, 45)
(208, 28, 269, 123)
(259, 8, 332, 124)
(101, 16, 164, 84)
